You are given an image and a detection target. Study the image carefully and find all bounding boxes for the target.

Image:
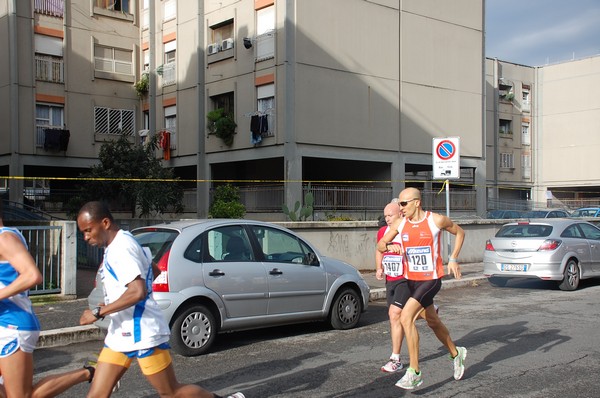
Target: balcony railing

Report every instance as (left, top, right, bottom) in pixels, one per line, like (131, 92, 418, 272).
(34, 0, 64, 17)
(35, 55, 64, 83)
(23, 185, 478, 215)
(161, 62, 176, 86)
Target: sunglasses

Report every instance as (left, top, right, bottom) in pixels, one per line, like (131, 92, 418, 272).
(398, 198, 418, 207)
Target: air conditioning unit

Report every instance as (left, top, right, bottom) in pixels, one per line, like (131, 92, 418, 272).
(207, 43, 220, 55)
(221, 38, 234, 51)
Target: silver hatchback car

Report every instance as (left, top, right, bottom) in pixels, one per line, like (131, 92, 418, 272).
(483, 219, 600, 290)
(89, 219, 370, 356)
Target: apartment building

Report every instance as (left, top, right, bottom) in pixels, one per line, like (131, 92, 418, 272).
(532, 56, 600, 206)
(0, 0, 140, 207)
(485, 55, 600, 210)
(485, 58, 535, 208)
(1, 0, 486, 219)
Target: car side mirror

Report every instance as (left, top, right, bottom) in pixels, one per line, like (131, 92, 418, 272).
(304, 252, 318, 266)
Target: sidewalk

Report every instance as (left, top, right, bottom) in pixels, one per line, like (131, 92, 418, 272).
(33, 263, 486, 348)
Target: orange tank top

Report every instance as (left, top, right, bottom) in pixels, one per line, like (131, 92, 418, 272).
(398, 211, 445, 281)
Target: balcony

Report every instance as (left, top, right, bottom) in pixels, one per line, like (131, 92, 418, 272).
(35, 55, 64, 83)
(34, 0, 64, 17)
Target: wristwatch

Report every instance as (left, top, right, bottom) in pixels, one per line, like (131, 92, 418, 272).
(91, 306, 104, 320)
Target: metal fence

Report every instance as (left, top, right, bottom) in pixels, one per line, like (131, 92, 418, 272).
(18, 226, 62, 295)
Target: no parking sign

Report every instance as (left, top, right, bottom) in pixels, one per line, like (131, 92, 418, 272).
(432, 137, 460, 179)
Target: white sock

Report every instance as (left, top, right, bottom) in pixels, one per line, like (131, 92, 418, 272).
(391, 353, 400, 361)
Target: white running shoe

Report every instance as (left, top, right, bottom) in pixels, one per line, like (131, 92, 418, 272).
(395, 367, 423, 390)
(381, 358, 403, 373)
(452, 346, 467, 380)
(226, 393, 245, 398)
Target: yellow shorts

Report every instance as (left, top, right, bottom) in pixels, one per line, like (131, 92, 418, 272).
(98, 346, 172, 376)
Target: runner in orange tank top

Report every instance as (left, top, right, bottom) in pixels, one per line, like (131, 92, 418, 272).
(377, 187, 467, 390)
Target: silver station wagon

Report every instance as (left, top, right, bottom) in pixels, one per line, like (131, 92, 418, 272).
(483, 219, 600, 291)
(89, 219, 370, 356)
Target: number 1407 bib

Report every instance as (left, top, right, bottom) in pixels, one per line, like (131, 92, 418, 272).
(406, 246, 434, 273)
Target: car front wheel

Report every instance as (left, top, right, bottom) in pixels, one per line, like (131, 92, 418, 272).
(170, 304, 217, 356)
(558, 259, 580, 291)
(329, 287, 361, 330)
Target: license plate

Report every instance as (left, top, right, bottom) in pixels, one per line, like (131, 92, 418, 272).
(501, 263, 528, 272)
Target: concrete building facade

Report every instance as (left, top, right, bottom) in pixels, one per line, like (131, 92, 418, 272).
(2, 0, 487, 219)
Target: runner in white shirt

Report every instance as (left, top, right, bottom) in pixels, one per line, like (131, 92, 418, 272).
(77, 201, 244, 398)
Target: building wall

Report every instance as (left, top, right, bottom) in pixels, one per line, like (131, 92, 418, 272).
(401, 0, 483, 159)
(535, 56, 600, 201)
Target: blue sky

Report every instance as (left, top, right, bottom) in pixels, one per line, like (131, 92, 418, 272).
(485, 0, 600, 66)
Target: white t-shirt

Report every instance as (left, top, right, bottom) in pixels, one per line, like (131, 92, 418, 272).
(100, 230, 170, 352)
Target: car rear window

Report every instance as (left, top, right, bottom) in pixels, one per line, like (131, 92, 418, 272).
(133, 229, 179, 263)
(496, 224, 552, 238)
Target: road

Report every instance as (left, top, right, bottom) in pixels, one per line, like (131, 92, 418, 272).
(33, 278, 600, 397)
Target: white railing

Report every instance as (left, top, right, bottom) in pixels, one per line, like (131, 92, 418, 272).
(161, 62, 176, 86)
(35, 55, 64, 83)
(34, 0, 64, 17)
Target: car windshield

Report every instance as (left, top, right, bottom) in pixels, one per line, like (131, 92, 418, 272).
(572, 209, 598, 217)
(496, 224, 552, 238)
(133, 228, 179, 263)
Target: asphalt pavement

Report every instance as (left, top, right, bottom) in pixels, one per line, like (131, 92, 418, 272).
(32, 263, 486, 349)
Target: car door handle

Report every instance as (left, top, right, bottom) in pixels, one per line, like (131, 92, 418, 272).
(209, 269, 225, 277)
(269, 268, 283, 275)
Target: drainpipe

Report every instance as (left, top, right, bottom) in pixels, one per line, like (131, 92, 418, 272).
(196, 2, 207, 217)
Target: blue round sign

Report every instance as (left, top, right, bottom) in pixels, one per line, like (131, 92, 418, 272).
(436, 140, 456, 160)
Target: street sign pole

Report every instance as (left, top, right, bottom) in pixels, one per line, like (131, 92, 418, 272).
(432, 137, 460, 260)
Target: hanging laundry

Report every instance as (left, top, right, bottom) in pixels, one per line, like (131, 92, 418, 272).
(259, 115, 269, 134)
(250, 115, 262, 143)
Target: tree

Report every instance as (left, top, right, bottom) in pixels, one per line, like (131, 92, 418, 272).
(209, 184, 246, 218)
(67, 135, 183, 218)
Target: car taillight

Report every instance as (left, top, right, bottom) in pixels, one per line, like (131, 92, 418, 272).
(485, 240, 495, 251)
(538, 239, 561, 251)
(152, 249, 170, 292)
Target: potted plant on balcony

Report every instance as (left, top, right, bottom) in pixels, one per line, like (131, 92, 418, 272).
(134, 73, 149, 98)
(207, 108, 237, 146)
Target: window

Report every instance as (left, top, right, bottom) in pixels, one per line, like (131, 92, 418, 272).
(161, 41, 176, 86)
(250, 225, 317, 265)
(95, 0, 130, 13)
(522, 85, 531, 112)
(94, 44, 133, 76)
(522, 152, 531, 179)
(256, 5, 275, 61)
(205, 226, 254, 262)
(35, 34, 63, 83)
(142, 0, 149, 29)
(499, 119, 512, 135)
(521, 123, 530, 146)
(210, 20, 234, 47)
(36, 103, 64, 147)
(257, 83, 274, 137)
(163, 0, 176, 21)
(94, 106, 135, 136)
(164, 105, 176, 149)
(143, 49, 150, 72)
(500, 152, 514, 169)
(211, 92, 234, 115)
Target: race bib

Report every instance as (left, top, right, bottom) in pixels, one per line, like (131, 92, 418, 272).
(382, 254, 404, 277)
(405, 246, 434, 273)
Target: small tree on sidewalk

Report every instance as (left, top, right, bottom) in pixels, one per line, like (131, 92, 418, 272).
(67, 135, 183, 217)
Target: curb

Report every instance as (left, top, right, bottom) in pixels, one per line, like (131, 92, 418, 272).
(368, 275, 487, 302)
(38, 325, 104, 348)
